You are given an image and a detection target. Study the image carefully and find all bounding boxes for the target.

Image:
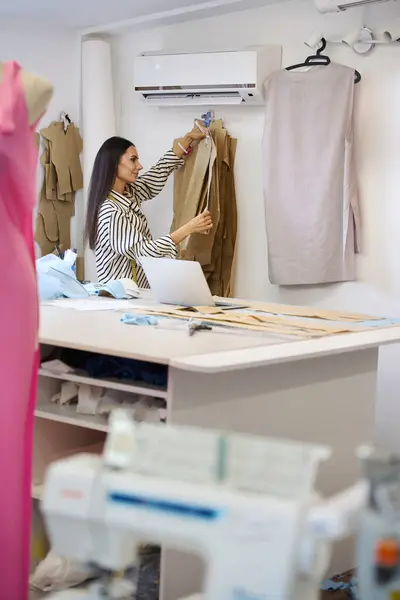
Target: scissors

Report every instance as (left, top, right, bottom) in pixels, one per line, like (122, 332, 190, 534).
(188, 320, 213, 337)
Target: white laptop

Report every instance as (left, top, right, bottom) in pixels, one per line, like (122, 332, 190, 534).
(140, 257, 246, 309)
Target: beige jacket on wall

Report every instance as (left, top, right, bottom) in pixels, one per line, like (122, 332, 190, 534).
(172, 120, 237, 297)
(35, 122, 83, 258)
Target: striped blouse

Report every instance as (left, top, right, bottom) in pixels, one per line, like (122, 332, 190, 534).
(95, 150, 184, 287)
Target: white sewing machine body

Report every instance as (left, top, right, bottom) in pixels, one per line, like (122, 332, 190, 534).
(43, 410, 337, 600)
(44, 410, 392, 600)
(44, 453, 324, 600)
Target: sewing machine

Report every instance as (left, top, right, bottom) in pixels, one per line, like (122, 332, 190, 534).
(42, 409, 400, 600)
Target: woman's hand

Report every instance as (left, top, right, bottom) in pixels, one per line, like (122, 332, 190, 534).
(173, 122, 209, 158)
(170, 210, 213, 245)
(186, 210, 213, 234)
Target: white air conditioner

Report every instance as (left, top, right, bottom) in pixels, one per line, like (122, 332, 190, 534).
(133, 47, 282, 107)
(315, 0, 389, 12)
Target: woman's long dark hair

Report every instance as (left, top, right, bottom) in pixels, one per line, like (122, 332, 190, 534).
(84, 136, 135, 249)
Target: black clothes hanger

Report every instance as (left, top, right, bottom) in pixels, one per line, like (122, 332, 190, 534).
(286, 37, 331, 69)
(286, 38, 361, 84)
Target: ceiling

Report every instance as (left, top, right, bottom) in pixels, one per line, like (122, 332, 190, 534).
(0, 0, 287, 30)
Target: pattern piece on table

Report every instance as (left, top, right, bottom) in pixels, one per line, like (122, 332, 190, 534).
(122, 303, 399, 339)
(124, 308, 351, 337)
(218, 299, 382, 323)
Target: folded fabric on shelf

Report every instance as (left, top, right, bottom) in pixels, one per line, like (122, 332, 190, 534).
(59, 349, 168, 388)
(51, 381, 78, 406)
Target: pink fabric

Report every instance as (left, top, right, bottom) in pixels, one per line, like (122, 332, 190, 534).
(0, 61, 42, 600)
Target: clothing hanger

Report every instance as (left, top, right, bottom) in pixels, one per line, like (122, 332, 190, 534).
(286, 38, 361, 84)
(60, 111, 71, 124)
(59, 111, 72, 132)
(286, 38, 331, 70)
(201, 111, 216, 128)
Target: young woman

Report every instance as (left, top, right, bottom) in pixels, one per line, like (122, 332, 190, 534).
(85, 127, 212, 286)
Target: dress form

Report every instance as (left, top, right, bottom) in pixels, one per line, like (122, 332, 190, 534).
(0, 62, 53, 600)
(0, 63, 53, 124)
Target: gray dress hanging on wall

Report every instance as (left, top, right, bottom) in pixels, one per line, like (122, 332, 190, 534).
(262, 63, 361, 286)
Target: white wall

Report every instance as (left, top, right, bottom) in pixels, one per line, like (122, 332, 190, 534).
(0, 20, 82, 249)
(112, 0, 400, 449)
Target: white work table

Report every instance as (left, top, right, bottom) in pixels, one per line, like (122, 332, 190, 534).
(39, 297, 400, 370)
(37, 298, 400, 600)
(39, 302, 275, 365)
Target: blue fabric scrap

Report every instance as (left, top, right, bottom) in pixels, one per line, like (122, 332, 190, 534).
(37, 254, 89, 300)
(85, 280, 133, 300)
(121, 314, 158, 326)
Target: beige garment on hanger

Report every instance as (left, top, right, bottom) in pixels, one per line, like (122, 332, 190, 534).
(172, 120, 238, 297)
(43, 139, 58, 201)
(172, 134, 217, 253)
(207, 125, 237, 297)
(35, 187, 75, 256)
(262, 64, 360, 285)
(34, 133, 75, 256)
(40, 121, 83, 196)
